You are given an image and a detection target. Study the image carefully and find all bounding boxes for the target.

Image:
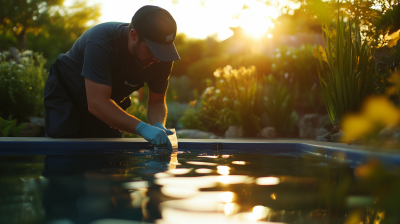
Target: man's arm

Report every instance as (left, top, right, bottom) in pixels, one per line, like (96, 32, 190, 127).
(85, 77, 141, 133)
(147, 88, 168, 125)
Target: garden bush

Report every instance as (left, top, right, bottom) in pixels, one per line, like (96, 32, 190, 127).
(0, 117, 27, 137)
(263, 75, 299, 135)
(123, 94, 148, 138)
(270, 45, 324, 114)
(180, 65, 300, 136)
(182, 66, 265, 136)
(0, 51, 47, 121)
(179, 100, 205, 130)
(374, 39, 400, 104)
(166, 102, 190, 129)
(167, 75, 196, 103)
(187, 55, 231, 92)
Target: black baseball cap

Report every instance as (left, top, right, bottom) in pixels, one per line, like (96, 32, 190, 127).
(131, 5, 180, 61)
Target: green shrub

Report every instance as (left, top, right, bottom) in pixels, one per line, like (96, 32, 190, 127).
(166, 102, 190, 129)
(0, 51, 47, 122)
(374, 39, 400, 104)
(198, 66, 264, 136)
(230, 54, 271, 77)
(179, 101, 205, 130)
(0, 117, 27, 137)
(181, 65, 300, 136)
(270, 45, 324, 113)
(187, 55, 231, 91)
(123, 94, 148, 138)
(263, 75, 299, 135)
(167, 76, 194, 103)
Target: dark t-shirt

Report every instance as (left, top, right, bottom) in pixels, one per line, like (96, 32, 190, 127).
(57, 22, 172, 106)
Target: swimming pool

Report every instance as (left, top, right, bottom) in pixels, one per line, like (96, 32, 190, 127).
(1, 138, 400, 224)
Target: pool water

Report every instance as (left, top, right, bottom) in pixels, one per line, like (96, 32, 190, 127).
(0, 149, 399, 224)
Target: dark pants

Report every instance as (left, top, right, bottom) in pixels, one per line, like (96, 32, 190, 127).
(44, 60, 122, 138)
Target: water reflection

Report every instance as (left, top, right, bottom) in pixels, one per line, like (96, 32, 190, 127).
(1, 148, 400, 224)
(0, 155, 47, 224)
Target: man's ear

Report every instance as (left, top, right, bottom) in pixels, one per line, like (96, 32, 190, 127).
(130, 29, 139, 42)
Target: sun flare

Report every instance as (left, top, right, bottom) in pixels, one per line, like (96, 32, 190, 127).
(238, 2, 278, 38)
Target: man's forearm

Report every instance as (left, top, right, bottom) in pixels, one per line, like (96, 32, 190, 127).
(147, 101, 167, 125)
(88, 99, 141, 134)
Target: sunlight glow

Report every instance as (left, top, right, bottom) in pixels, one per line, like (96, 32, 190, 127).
(166, 168, 192, 175)
(195, 168, 213, 174)
(256, 177, 280, 185)
(220, 192, 235, 203)
(217, 166, 231, 175)
(224, 203, 238, 215)
(238, 1, 277, 38)
(197, 155, 218, 158)
(123, 181, 148, 189)
(217, 175, 254, 184)
(77, 0, 301, 41)
(270, 193, 277, 200)
(187, 161, 218, 166)
(251, 205, 270, 220)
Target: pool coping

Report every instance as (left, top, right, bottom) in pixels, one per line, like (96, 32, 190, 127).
(1, 137, 400, 166)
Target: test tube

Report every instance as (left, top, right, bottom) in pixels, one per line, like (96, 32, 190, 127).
(154, 128, 178, 152)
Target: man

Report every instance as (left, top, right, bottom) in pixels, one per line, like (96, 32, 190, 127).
(44, 5, 179, 149)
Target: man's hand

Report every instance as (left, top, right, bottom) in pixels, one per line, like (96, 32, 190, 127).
(153, 122, 173, 135)
(135, 121, 172, 151)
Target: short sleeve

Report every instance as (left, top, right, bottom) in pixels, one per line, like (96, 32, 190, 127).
(147, 61, 173, 94)
(81, 41, 112, 86)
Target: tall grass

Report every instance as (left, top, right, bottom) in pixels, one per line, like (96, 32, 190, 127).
(314, 7, 375, 124)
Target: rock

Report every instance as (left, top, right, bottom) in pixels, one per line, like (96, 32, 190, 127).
(176, 129, 219, 139)
(331, 125, 340, 134)
(333, 117, 340, 127)
(331, 131, 344, 142)
(225, 126, 244, 138)
(315, 128, 329, 137)
(20, 123, 45, 137)
(379, 126, 400, 141)
(315, 135, 330, 142)
(316, 129, 344, 143)
(257, 126, 276, 139)
(393, 128, 400, 139)
(29, 117, 45, 126)
(298, 114, 330, 138)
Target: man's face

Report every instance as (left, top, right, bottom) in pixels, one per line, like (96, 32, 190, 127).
(132, 40, 160, 68)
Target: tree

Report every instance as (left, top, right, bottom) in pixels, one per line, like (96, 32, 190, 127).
(27, 0, 101, 67)
(0, 0, 101, 67)
(0, 0, 100, 52)
(0, 0, 64, 50)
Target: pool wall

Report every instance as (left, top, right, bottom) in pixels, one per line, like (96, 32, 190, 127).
(1, 138, 400, 166)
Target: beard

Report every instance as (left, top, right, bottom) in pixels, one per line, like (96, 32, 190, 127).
(132, 44, 154, 68)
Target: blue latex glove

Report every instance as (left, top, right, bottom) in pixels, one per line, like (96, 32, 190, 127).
(153, 122, 174, 135)
(135, 121, 172, 150)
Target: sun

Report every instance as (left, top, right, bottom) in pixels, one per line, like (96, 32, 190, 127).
(238, 3, 278, 38)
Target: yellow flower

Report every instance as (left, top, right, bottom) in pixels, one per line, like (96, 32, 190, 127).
(363, 96, 400, 126)
(341, 114, 373, 142)
(312, 45, 327, 62)
(343, 211, 362, 224)
(213, 69, 221, 78)
(223, 65, 232, 76)
(189, 100, 197, 107)
(386, 70, 400, 96)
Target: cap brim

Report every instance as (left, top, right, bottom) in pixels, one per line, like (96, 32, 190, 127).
(144, 37, 181, 61)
